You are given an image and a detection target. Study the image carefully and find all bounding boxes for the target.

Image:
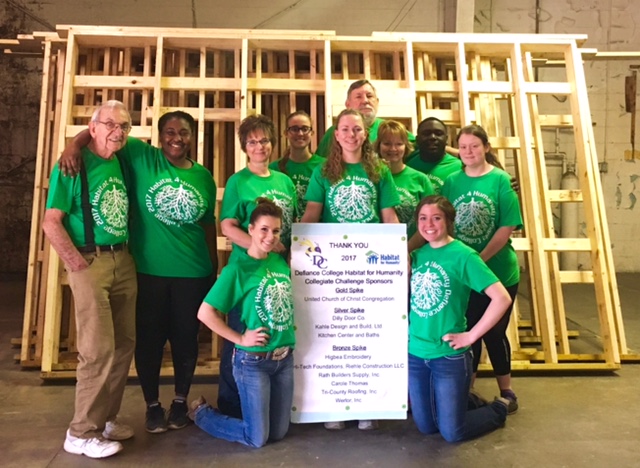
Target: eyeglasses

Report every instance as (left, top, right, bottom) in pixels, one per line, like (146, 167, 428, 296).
(246, 138, 271, 148)
(97, 120, 132, 133)
(287, 125, 312, 134)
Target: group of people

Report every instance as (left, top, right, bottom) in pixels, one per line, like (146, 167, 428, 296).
(43, 78, 522, 459)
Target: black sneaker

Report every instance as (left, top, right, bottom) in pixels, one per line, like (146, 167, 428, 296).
(167, 400, 189, 430)
(468, 389, 489, 410)
(145, 403, 167, 434)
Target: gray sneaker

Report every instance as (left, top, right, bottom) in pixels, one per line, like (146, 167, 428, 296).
(357, 420, 379, 431)
(501, 390, 519, 415)
(64, 430, 122, 458)
(324, 421, 345, 430)
(103, 419, 134, 440)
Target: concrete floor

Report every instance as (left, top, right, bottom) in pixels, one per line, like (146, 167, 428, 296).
(1, 275, 640, 468)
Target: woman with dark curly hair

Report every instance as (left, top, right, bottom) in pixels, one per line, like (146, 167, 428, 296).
(301, 109, 399, 225)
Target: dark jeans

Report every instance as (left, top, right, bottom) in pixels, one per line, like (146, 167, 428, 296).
(217, 306, 243, 418)
(466, 283, 519, 375)
(135, 273, 212, 404)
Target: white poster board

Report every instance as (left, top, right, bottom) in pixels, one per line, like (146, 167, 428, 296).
(290, 223, 408, 423)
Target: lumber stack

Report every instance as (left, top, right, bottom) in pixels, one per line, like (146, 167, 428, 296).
(6, 26, 630, 378)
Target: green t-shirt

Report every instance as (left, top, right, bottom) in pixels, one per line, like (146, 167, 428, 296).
(221, 167, 297, 251)
(116, 137, 217, 277)
(203, 250, 295, 352)
(405, 151, 462, 194)
(392, 166, 435, 238)
(269, 154, 325, 217)
(46, 148, 129, 247)
(305, 162, 400, 223)
(441, 167, 523, 287)
(316, 118, 416, 157)
(409, 240, 498, 360)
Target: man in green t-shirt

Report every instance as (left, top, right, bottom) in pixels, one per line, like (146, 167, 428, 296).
(43, 101, 137, 459)
(405, 117, 463, 194)
(316, 79, 416, 157)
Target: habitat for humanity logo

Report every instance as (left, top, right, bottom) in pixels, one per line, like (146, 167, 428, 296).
(365, 250, 400, 265)
(299, 239, 327, 269)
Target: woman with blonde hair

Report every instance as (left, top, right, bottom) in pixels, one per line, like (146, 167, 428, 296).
(374, 120, 435, 238)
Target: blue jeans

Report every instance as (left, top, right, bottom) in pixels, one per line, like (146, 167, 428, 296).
(408, 351, 506, 442)
(195, 349, 294, 448)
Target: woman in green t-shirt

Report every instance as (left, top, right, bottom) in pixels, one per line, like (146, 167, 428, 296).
(270, 111, 324, 218)
(189, 198, 295, 448)
(301, 109, 399, 431)
(409, 195, 511, 442)
(301, 108, 400, 225)
(58, 110, 218, 434)
(217, 114, 297, 419)
(441, 125, 523, 414)
(374, 120, 435, 238)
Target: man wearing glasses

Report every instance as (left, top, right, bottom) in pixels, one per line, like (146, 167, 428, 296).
(43, 100, 137, 459)
(315, 79, 416, 157)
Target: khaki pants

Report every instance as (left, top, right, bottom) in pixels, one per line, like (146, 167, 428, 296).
(66, 249, 137, 438)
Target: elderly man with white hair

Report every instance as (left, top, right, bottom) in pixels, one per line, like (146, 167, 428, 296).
(43, 100, 137, 459)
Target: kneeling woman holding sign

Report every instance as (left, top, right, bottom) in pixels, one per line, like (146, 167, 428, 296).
(408, 195, 510, 442)
(190, 198, 295, 448)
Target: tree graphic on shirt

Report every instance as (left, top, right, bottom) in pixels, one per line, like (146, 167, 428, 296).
(395, 192, 415, 227)
(333, 181, 371, 221)
(100, 186, 128, 228)
(270, 196, 293, 238)
(154, 184, 200, 224)
(264, 279, 293, 323)
(456, 198, 492, 238)
(411, 268, 444, 311)
(294, 180, 307, 214)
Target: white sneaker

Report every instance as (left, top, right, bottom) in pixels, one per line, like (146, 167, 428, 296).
(324, 421, 345, 430)
(64, 430, 123, 458)
(358, 420, 379, 431)
(103, 419, 134, 441)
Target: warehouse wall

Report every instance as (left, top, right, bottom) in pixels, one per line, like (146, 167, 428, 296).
(1, 0, 639, 272)
(0, 3, 43, 278)
(475, 0, 640, 271)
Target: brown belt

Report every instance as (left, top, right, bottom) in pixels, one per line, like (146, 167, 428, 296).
(78, 242, 127, 254)
(241, 346, 291, 361)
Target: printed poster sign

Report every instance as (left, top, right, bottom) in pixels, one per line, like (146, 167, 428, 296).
(290, 223, 408, 423)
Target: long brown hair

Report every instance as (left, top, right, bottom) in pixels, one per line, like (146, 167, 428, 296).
(456, 124, 504, 170)
(323, 109, 383, 184)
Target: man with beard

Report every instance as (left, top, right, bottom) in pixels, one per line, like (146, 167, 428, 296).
(316, 79, 415, 157)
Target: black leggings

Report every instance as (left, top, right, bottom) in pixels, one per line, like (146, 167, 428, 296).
(217, 307, 243, 418)
(466, 283, 519, 376)
(135, 273, 212, 404)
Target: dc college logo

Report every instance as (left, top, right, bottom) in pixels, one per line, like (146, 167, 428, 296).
(299, 239, 327, 269)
